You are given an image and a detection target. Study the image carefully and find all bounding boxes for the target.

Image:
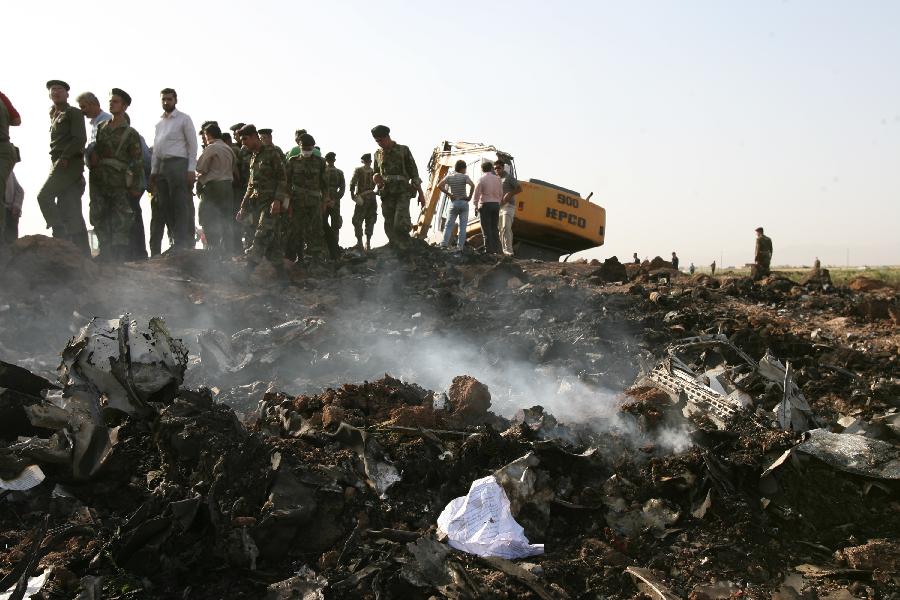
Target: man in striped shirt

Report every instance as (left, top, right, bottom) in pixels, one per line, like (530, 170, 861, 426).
(437, 160, 474, 250)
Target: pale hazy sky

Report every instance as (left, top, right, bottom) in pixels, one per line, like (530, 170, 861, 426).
(6, 0, 899, 267)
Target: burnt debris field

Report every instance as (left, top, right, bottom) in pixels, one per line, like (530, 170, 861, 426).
(0, 236, 898, 599)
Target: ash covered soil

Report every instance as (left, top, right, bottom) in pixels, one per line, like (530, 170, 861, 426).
(0, 235, 898, 599)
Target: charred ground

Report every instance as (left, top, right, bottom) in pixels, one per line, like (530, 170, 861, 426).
(0, 236, 898, 599)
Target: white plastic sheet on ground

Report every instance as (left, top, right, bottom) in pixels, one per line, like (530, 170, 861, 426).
(0, 464, 45, 490)
(0, 571, 47, 599)
(437, 475, 544, 559)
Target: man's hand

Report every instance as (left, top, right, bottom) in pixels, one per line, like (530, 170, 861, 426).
(187, 171, 196, 187)
(373, 173, 384, 187)
(417, 190, 426, 206)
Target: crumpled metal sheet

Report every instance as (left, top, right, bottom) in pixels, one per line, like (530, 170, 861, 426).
(59, 314, 188, 415)
(795, 429, 900, 480)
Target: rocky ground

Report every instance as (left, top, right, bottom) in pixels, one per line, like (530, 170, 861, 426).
(0, 235, 897, 599)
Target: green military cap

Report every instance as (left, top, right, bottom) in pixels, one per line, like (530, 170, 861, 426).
(361, 153, 372, 162)
(230, 122, 246, 132)
(299, 133, 315, 146)
(371, 124, 390, 138)
(46, 80, 70, 91)
(325, 151, 336, 160)
(111, 88, 132, 106)
(238, 124, 258, 137)
(258, 128, 273, 135)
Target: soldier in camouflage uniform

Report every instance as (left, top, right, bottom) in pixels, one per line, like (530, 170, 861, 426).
(236, 125, 286, 268)
(230, 122, 252, 250)
(37, 80, 91, 255)
(322, 152, 345, 259)
(87, 89, 144, 262)
(258, 129, 285, 162)
(371, 125, 424, 250)
(349, 153, 377, 251)
(284, 133, 328, 260)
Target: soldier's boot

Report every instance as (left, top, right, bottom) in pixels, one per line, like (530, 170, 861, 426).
(355, 235, 363, 250)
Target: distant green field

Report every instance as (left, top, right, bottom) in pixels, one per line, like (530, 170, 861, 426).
(701, 265, 900, 287)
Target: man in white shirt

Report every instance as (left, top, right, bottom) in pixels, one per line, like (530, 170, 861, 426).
(149, 88, 197, 252)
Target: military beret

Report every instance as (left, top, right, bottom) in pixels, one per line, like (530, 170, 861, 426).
(755, 227, 764, 233)
(238, 124, 258, 137)
(299, 133, 316, 146)
(361, 153, 372, 162)
(295, 129, 307, 136)
(258, 128, 273, 135)
(371, 125, 390, 138)
(230, 122, 246, 132)
(200, 120, 219, 131)
(46, 80, 70, 91)
(325, 152, 336, 160)
(111, 88, 132, 106)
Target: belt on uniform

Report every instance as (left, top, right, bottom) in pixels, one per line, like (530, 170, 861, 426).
(99, 158, 129, 171)
(384, 175, 408, 182)
(292, 186, 322, 196)
(160, 156, 187, 161)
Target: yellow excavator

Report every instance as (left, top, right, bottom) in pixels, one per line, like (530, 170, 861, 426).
(412, 141, 606, 260)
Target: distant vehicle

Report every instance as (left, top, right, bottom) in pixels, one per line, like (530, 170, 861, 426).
(413, 141, 606, 260)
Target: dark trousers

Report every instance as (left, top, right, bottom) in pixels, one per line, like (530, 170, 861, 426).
(155, 157, 194, 249)
(2, 207, 18, 244)
(128, 193, 147, 259)
(37, 158, 90, 255)
(198, 180, 234, 252)
(480, 203, 501, 254)
(148, 195, 170, 256)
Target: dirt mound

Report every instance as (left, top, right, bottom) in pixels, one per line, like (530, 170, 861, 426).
(1, 235, 98, 288)
(848, 276, 890, 292)
(447, 375, 492, 423)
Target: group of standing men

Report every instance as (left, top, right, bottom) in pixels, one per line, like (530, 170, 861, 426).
(436, 158, 521, 254)
(0, 84, 430, 265)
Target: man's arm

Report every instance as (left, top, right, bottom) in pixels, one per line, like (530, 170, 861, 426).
(195, 146, 211, 176)
(472, 178, 483, 209)
(403, 147, 425, 205)
(0, 92, 21, 126)
(183, 114, 198, 173)
(61, 107, 87, 160)
(126, 129, 145, 197)
(437, 174, 451, 196)
(349, 168, 359, 196)
(467, 175, 475, 200)
(333, 170, 345, 200)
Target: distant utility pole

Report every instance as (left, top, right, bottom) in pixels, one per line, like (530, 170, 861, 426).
(720, 250, 724, 269)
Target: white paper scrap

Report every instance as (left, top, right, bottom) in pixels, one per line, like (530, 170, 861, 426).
(437, 475, 544, 559)
(0, 570, 47, 599)
(0, 465, 45, 491)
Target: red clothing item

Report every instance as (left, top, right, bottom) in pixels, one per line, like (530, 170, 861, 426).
(0, 92, 21, 123)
